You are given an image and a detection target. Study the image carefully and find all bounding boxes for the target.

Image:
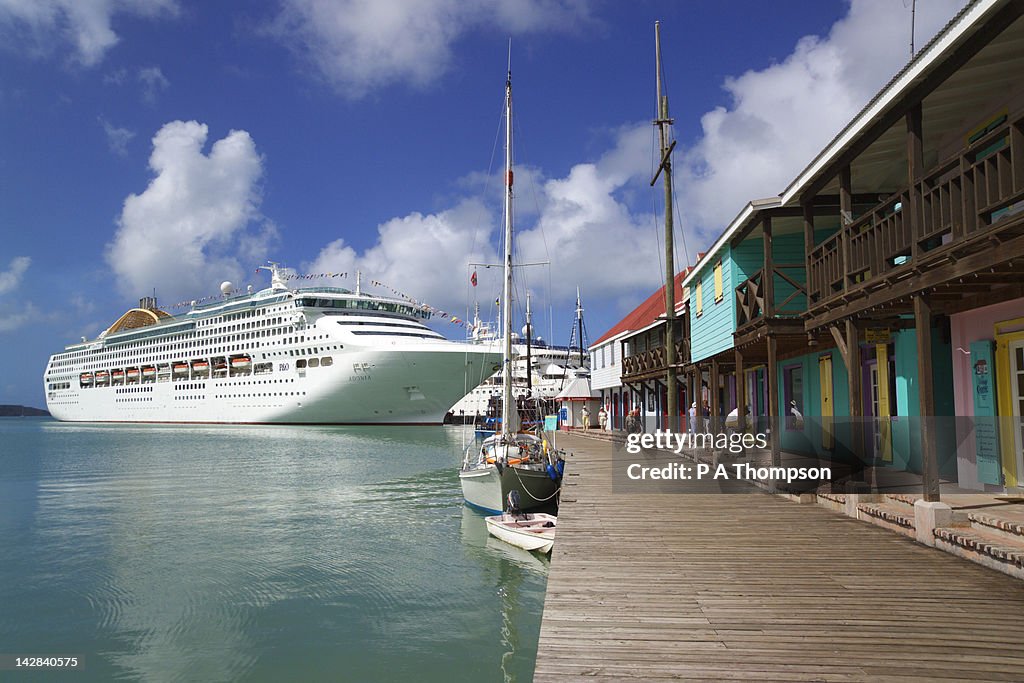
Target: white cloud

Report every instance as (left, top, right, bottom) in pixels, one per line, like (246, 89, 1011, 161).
(99, 116, 135, 156)
(0, 302, 40, 332)
(270, 0, 593, 98)
(675, 0, 969, 242)
(295, 0, 974, 327)
(0, 256, 30, 295)
(138, 65, 169, 103)
(106, 120, 271, 304)
(302, 123, 662, 318)
(0, 256, 35, 333)
(0, 0, 178, 66)
(305, 198, 500, 311)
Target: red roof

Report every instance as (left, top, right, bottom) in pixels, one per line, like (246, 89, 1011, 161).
(590, 268, 692, 348)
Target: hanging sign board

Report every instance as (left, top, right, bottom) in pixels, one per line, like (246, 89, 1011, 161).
(865, 328, 892, 344)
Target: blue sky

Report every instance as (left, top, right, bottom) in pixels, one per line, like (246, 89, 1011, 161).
(0, 0, 967, 409)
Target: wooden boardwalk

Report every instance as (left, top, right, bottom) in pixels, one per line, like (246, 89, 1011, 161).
(534, 433, 1024, 681)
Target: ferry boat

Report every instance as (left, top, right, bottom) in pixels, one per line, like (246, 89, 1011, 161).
(42, 264, 501, 424)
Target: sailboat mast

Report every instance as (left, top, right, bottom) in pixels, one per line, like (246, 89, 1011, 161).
(576, 287, 584, 371)
(525, 291, 532, 392)
(502, 69, 515, 438)
(655, 21, 678, 427)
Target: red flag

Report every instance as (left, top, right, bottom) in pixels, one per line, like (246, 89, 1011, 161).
(471, 270, 477, 287)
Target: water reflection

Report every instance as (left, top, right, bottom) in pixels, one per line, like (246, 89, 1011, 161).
(2, 421, 546, 682)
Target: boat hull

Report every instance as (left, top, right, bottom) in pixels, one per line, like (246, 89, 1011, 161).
(459, 464, 559, 514)
(485, 513, 556, 554)
(46, 344, 500, 425)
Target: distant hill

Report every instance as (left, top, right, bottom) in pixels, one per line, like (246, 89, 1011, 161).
(0, 405, 50, 417)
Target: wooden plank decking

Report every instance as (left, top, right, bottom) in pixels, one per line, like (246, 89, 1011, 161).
(534, 433, 1024, 681)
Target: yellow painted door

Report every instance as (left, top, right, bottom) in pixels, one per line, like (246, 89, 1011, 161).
(995, 326, 1024, 489)
(819, 355, 834, 449)
(1002, 339, 1024, 487)
(876, 344, 892, 462)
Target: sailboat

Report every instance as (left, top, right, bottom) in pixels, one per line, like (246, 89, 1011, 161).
(459, 67, 562, 515)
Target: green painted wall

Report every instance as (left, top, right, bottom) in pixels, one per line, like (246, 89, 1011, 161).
(778, 325, 955, 478)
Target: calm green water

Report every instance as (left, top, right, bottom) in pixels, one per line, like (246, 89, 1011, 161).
(0, 418, 547, 682)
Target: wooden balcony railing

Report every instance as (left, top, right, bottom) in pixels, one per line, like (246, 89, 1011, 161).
(808, 112, 1024, 306)
(734, 264, 808, 328)
(622, 340, 688, 379)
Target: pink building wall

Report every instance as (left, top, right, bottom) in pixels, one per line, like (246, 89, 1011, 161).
(950, 297, 1024, 489)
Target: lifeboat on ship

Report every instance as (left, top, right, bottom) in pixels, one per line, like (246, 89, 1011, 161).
(191, 359, 209, 375)
(142, 366, 156, 378)
(126, 367, 140, 382)
(230, 355, 252, 369)
(111, 369, 125, 384)
(95, 370, 110, 386)
(79, 372, 93, 386)
(172, 362, 189, 376)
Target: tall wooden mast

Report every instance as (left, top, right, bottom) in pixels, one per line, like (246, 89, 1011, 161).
(653, 21, 678, 426)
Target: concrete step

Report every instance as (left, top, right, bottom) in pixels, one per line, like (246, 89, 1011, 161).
(884, 493, 918, 508)
(815, 491, 846, 513)
(857, 502, 916, 538)
(933, 526, 1024, 580)
(968, 510, 1024, 542)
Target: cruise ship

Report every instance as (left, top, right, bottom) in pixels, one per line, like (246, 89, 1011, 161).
(43, 265, 501, 424)
(447, 317, 589, 423)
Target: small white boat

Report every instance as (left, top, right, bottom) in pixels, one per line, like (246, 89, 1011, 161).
(485, 512, 556, 554)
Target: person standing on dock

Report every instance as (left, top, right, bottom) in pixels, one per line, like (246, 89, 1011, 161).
(598, 405, 608, 431)
(581, 405, 591, 431)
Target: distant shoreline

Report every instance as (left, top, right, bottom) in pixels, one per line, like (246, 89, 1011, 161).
(0, 405, 51, 417)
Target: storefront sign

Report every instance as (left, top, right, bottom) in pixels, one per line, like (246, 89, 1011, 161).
(971, 340, 1001, 485)
(865, 328, 891, 344)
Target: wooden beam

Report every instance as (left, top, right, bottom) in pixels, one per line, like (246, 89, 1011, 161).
(907, 103, 924, 261)
(802, 201, 815, 253)
(735, 348, 746, 433)
(839, 165, 853, 226)
(766, 335, 780, 468)
(915, 294, 940, 502)
(846, 319, 863, 472)
(829, 325, 849, 368)
(846, 319, 861, 418)
(710, 357, 720, 426)
(762, 215, 775, 318)
(932, 283, 1024, 316)
(798, 0, 1024, 203)
(805, 223, 1024, 330)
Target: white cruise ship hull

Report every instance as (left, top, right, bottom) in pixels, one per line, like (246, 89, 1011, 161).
(47, 344, 495, 424)
(43, 278, 500, 425)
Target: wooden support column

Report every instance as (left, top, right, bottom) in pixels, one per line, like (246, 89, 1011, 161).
(907, 103, 924, 261)
(735, 348, 746, 433)
(839, 165, 853, 290)
(839, 165, 853, 227)
(803, 201, 816, 254)
(710, 358, 720, 432)
(846, 318, 863, 473)
(762, 215, 775, 318)
(766, 335, 780, 467)
(803, 201, 816, 305)
(687, 367, 697, 424)
(915, 294, 940, 501)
